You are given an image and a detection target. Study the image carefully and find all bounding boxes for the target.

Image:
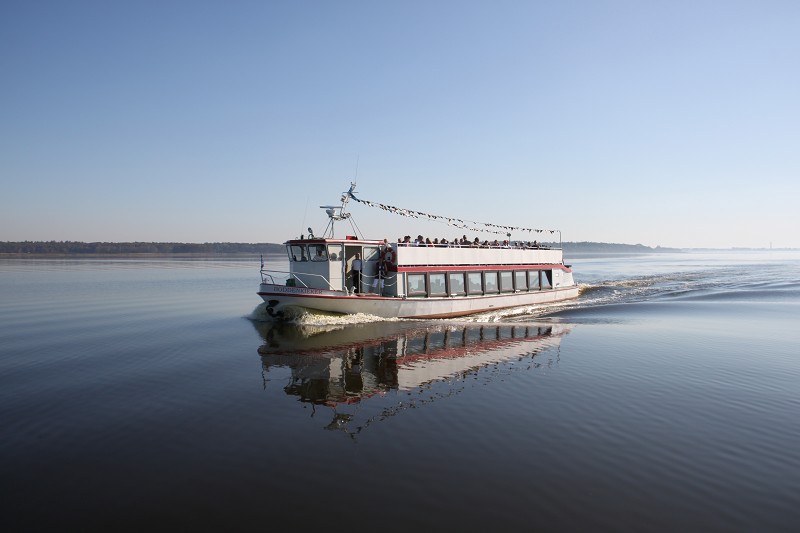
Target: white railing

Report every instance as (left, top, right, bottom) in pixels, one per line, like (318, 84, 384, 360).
(260, 269, 338, 291)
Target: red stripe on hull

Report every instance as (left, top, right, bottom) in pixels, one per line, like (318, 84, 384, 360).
(396, 264, 572, 273)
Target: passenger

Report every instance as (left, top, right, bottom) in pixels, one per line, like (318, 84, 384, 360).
(383, 244, 394, 264)
(425, 237, 433, 246)
(351, 253, 362, 293)
(472, 237, 481, 247)
(372, 258, 386, 293)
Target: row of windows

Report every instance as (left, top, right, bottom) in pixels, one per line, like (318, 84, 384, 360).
(288, 244, 380, 262)
(406, 270, 556, 297)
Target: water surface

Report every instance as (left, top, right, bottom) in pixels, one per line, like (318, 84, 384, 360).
(1, 252, 799, 531)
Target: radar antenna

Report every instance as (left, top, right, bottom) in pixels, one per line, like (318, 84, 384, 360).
(321, 182, 363, 238)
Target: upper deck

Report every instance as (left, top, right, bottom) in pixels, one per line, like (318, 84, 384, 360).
(394, 244, 563, 267)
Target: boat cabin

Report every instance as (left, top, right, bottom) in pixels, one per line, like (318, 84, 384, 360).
(280, 237, 571, 298)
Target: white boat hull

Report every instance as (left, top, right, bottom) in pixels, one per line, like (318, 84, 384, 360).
(258, 283, 579, 319)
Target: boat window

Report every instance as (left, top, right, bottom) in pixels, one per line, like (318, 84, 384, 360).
(467, 328, 483, 343)
(484, 272, 499, 294)
(427, 331, 446, 350)
(542, 270, 553, 289)
(448, 272, 465, 295)
(467, 272, 483, 294)
(514, 271, 527, 291)
(528, 270, 541, 290)
(429, 273, 446, 296)
(310, 244, 328, 261)
(446, 328, 465, 347)
(363, 247, 380, 262)
(327, 244, 342, 262)
(407, 273, 427, 297)
(289, 244, 308, 262)
(406, 335, 426, 355)
(499, 271, 514, 292)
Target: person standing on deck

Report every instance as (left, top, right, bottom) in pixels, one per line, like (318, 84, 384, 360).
(352, 253, 363, 293)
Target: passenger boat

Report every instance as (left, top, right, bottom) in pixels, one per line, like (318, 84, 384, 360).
(258, 184, 579, 319)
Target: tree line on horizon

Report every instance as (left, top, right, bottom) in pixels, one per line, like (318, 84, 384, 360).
(0, 241, 283, 254)
(1, 240, 678, 254)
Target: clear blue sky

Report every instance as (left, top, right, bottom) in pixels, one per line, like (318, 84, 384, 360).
(2, 0, 798, 248)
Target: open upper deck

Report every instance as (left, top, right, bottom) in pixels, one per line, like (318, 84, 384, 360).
(393, 243, 563, 267)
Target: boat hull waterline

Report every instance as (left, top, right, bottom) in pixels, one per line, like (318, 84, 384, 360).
(258, 284, 579, 319)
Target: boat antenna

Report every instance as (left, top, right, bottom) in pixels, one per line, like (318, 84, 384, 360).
(299, 196, 309, 238)
(320, 182, 362, 239)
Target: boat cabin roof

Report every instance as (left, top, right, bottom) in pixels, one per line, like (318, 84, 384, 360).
(285, 237, 383, 246)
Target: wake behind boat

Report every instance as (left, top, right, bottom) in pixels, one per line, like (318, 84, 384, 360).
(258, 184, 579, 319)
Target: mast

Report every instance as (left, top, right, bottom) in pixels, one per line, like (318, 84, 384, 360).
(321, 182, 362, 239)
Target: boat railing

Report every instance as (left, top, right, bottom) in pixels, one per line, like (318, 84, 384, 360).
(260, 268, 338, 291)
(394, 242, 559, 250)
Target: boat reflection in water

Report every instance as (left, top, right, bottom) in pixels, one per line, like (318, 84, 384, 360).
(255, 320, 573, 434)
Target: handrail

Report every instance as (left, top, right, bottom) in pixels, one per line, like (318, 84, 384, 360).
(260, 268, 338, 291)
(394, 242, 559, 250)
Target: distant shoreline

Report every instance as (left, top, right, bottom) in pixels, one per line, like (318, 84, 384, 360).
(0, 252, 269, 259)
(1, 241, 794, 256)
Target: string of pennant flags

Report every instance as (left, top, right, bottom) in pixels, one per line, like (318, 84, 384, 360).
(348, 190, 559, 237)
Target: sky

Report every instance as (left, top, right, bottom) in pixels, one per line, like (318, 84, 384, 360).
(1, 0, 798, 249)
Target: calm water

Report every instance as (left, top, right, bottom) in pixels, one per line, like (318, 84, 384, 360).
(2, 252, 799, 531)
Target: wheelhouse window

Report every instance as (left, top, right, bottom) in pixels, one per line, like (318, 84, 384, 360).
(310, 244, 328, 261)
(500, 271, 514, 292)
(514, 271, 527, 291)
(327, 244, 342, 262)
(363, 247, 380, 262)
(484, 272, 499, 294)
(429, 273, 446, 296)
(467, 272, 483, 294)
(448, 272, 465, 296)
(289, 244, 308, 262)
(407, 273, 427, 297)
(528, 270, 541, 290)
